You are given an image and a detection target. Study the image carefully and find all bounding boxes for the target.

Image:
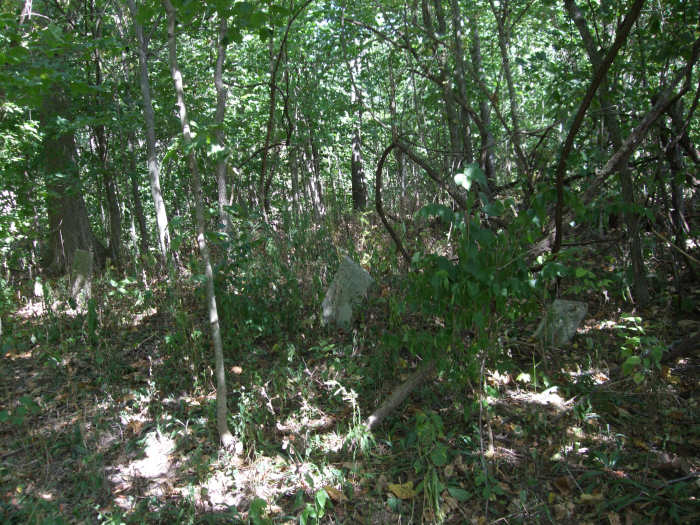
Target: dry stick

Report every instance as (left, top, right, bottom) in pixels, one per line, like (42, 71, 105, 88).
(365, 360, 436, 430)
(651, 230, 700, 265)
(375, 142, 411, 265)
(552, 0, 645, 254)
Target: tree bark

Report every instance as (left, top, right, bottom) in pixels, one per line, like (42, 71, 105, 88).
(557, 0, 647, 306)
(214, 17, 232, 232)
(91, 0, 122, 269)
(366, 361, 435, 430)
(127, 133, 150, 258)
(488, 0, 528, 181)
(127, 0, 171, 266)
(468, 17, 497, 193)
(163, 0, 236, 451)
(42, 92, 106, 274)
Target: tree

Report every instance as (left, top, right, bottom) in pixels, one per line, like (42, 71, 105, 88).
(162, 0, 235, 450)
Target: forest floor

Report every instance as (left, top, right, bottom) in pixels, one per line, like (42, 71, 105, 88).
(1, 229, 699, 524)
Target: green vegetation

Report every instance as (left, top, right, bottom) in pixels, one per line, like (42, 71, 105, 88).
(1, 0, 698, 523)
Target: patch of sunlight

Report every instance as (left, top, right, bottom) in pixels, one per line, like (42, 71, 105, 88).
(509, 386, 573, 410)
(107, 430, 177, 510)
(130, 307, 158, 326)
(15, 299, 46, 319)
(318, 431, 344, 453)
(130, 431, 176, 478)
(203, 470, 237, 508)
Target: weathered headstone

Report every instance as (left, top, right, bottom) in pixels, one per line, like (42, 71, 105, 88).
(534, 299, 587, 346)
(321, 255, 375, 329)
(71, 249, 93, 308)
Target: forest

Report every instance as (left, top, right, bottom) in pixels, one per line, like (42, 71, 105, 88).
(1, 0, 698, 523)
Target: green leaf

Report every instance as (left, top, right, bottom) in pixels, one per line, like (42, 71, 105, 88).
(430, 443, 449, 466)
(248, 11, 267, 29)
(315, 488, 329, 512)
(483, 200, 504, 217)
(447, 486, 471, 501)
(454, 164, 487, 191)
(622, 355, 641, 375)
(416, 203, 455, 224)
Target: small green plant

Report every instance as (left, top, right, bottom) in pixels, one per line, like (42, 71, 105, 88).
(248, 497, 271, 525)
(615, 315, 664, 384)
(0, 395, 41, 427)
(298, 488, 330, 525)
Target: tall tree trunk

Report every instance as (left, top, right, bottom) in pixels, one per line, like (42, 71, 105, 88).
(127, 0, 171, 266)
(42, 92, 106, 274)
(163, 0, 236, 450)
(91, 0, 122, 269)
(127, 133, 150, 258)
(351, 127, 367, 210)
(421, 0, 461, 176)
(214, 17, 232, 232)
(468, 17, 497, 192)
(347, 56, 367, 211)
(388, 63, 407, 213)
(94, 125, 122, 269)
(488, 0, 529, 183)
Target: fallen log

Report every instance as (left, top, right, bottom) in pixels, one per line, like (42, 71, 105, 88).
(365, 360, 436, 430)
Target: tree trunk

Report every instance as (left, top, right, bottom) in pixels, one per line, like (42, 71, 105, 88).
(469, 18, 497, 192)
(127, 133, 150, 258)
(488, 0, 528, 181)
(91, 0, 122, 269)
(42, 92, 106, 274)
(127, 0, 171, 266)
(94, 125, 122, 269)
(564, 0, 649, 303)
(163, 0, 236, 451)
(214, 17, 232, 232)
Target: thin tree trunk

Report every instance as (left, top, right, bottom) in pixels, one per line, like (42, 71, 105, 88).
(90, 0, 122, 269)
(127, 0, 171, 266)
(488, 0, 528, 181)
(563, 0, 649, 303)
(469, 18, 497, 192)
(214, 17, 232, 232)
(163, 0, 236, 451)
(127, 133, 150, 258)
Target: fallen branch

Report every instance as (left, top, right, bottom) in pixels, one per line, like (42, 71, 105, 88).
(365, 360, 436, 430)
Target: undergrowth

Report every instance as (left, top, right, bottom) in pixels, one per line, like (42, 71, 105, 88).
(1, 209, 698, 524)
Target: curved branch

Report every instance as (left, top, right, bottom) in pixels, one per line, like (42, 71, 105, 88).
(376, 143, 411, 265)
(552, 0, 645, 253)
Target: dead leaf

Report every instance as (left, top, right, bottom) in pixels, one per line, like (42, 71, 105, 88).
(126, 420, 143, 436)
(553, 502, 574, 520)
(553, 476, 572, 494)
(388, 481, 416, 500)
(579, 493, 604, 504)
(607, 512, 621, 525)
(323, 485, 347, 503)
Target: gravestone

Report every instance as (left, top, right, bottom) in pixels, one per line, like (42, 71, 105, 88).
(71, 249, 93, 308)
(321, 256, 375, 329)
(534, 299, 587, 346)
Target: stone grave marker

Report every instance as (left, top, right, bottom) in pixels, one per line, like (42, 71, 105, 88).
(321, 255, 374, 329)
(534, 299, 587, 346)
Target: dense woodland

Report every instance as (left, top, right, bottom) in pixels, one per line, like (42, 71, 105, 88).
(1, 0, 699, 523)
